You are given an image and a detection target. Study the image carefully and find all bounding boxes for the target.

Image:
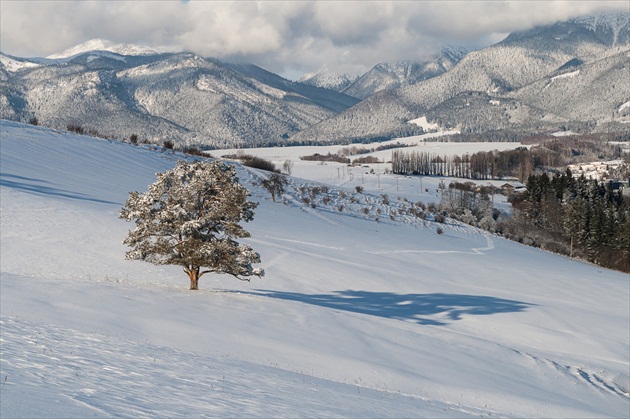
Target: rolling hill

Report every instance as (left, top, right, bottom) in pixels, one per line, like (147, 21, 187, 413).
(1, 120, 628, 417)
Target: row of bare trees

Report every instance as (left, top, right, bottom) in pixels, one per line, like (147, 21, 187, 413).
(392, 139, 629, 182)
(391, 148, 535, 181)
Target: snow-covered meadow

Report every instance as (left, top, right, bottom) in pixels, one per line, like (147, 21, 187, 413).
(1, 121, 628, 418)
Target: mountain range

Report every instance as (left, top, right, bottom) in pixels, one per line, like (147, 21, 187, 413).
(0, 49, 359, 148)
(299, 47, 467, 100)
(291, 13, 630, 144)
(1, 13, 628, 148)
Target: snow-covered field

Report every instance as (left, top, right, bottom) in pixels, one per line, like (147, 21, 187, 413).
(218, 131, 528, 185)
(1, 121, 628, 418)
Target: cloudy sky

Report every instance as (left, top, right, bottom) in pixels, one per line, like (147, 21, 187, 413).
(1, 0, 627, 79)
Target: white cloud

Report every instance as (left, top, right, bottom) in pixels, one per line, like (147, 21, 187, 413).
(1, 0, 627, 79)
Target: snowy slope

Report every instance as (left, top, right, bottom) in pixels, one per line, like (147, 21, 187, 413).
(0, 53, 42, 73)
(1, 121, 629, 418)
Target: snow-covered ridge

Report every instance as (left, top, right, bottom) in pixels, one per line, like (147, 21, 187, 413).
(0, 53, 41, 72)
(573, 13, 629, 47)
(47, 38, 170, 59)
(551, 69, 580, 81)
(299, 70, 359, 91)
(85, 51, 127, 63)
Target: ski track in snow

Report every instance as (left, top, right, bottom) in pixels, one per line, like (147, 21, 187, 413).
(265, 236, 345, 251)
(515, 351, 630, 401)
(368, 232, 494, 256)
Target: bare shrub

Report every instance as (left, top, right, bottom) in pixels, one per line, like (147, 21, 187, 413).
(260, 173, 288, 202)
(67, 123, 84, 134)
(339, 146, 371, 156)
(300, 153, 350, 164)
(352, 156, 380, 165)
(282, 159, 294, 175)
(240, 155, 278, 172)
(222, 153, 278, 172)
(183, 146, 204, 156)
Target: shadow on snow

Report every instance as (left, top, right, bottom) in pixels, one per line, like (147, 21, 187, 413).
(0, 173, 118, 205)
(249, 290, 535, 325)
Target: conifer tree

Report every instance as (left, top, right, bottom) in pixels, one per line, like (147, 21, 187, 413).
(120, 160, 264, 290)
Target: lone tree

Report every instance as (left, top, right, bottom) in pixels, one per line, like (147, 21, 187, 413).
(120, 160, 264, 290)
(260, 173, 288, 202)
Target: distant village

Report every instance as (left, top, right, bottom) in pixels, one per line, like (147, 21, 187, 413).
(567, 159, 630, 196)
(567, 160, 625, 181)
(472, 159, 630, 198)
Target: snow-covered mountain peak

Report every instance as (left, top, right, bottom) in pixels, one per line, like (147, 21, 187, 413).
(47, 38, 168, 59)
(299, 70, 359, 92)
(572, 12, 630, 47)
(573, 12, 629, 31)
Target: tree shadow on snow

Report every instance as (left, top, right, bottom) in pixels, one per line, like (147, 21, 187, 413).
(0, 173, 118, 205)
(249, 290, 535, 325)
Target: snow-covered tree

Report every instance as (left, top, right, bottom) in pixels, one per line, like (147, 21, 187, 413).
(119, 160, 264, 290)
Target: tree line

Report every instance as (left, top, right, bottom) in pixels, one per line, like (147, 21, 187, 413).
(391, 148, 536, 181)
(392, 138, 628, 182)
(509, 171, 630, 272)
(438, 172, 629, 272)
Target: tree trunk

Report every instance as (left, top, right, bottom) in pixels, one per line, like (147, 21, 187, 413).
(186, 267, 200, 290)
